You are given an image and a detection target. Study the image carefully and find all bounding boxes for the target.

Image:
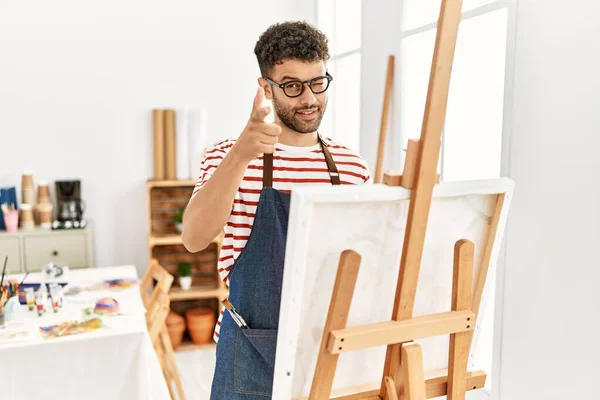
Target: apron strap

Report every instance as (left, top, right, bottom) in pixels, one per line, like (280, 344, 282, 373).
(262, 134, 341, 188)
(319, 135, 341, 185)
(263, 152, 273, 188)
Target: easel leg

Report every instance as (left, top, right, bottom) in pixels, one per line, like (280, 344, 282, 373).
(399, 343, 426, 400)
(384, 376, 400, 400)
(380, 0, 464, 395)
(160, 327, 187, 400)
(447, 240, 474, 400)
(309, 250, 362, 400)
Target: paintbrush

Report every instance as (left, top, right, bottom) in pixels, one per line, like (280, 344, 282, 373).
(0, 256, 7, 288)
(19, 271, 29, 286)
(222, 299, 249, 329)
(0, 288, 7, 308)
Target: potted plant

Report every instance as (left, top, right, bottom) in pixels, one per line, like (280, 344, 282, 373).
(173, 206, 185, 233)
(178, 262, 192, 291)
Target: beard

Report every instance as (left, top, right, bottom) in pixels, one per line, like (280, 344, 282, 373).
(272, 97, 328, 134)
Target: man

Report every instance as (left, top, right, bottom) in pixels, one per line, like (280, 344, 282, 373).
(182, 21, 370, 399)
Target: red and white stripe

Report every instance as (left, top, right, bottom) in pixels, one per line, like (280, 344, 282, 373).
(191, 136, 370, 341)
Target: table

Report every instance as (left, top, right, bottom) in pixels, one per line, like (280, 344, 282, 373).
(0, 265, 170, 400)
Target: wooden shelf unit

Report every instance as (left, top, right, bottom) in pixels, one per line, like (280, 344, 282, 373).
(147, 179, 228, 353)
(176, 340, 217, 352)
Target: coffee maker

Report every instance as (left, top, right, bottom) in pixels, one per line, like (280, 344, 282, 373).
(53, 180, 87, 229)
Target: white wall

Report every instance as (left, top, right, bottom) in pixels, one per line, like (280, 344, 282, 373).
(360, 0, 403, 174)
(0, 0, 314, 274)
(500, 0, 600, 398)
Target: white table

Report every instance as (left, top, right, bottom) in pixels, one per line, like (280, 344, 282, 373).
(0, 265, 170, 400)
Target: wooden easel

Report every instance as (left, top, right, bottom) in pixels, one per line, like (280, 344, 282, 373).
(307, 1, 483, 399)
(141, 259, 187, 400)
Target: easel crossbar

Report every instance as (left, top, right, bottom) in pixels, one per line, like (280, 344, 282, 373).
(327, 310, 474, 354)
(314, 371, 486, 400)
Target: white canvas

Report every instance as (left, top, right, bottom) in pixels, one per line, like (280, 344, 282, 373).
(272, 179, 514, 399)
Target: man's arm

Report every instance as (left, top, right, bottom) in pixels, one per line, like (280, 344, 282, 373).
(182, 87, 281, 252)
(182, 148, 248, 252)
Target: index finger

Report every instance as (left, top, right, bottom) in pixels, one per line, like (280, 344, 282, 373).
(252, 87, 264, 113)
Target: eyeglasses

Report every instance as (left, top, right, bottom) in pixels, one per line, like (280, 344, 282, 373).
(264, 72, 333, 98)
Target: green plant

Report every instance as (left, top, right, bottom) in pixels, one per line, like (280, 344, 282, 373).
(178, 262, 192, 277)
(173, 206, 185, 224)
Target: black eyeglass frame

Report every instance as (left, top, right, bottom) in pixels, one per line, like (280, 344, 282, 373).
(264, 72, 333, 98)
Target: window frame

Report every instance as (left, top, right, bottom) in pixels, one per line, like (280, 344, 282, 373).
(315, 0, 362, 152)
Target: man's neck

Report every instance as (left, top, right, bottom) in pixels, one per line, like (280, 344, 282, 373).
(277, 123, 319, 147)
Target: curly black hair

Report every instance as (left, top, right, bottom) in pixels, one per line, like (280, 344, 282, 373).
(254, 21, 330, 77)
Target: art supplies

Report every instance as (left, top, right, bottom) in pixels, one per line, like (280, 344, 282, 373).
(49, 282, 63, 308)
(0, 256, 9, 315)
(87, 278, 138, 291)
(0, 255, 7, 288)
(25, 288, 35, 311)
(50, 285, 61, 313)
(39, 318, 104, 339)
(222, 299, 249, 329)
(94, 297, 120, 315)
(34, 289, 46, 316)
(2, 279, 19, 298)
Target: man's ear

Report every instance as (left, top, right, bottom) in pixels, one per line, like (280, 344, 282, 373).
(257, 77, 273, 100)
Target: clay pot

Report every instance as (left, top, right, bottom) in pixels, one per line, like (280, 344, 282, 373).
(166, 311, 186, 348)
(185, 307, 216, 344)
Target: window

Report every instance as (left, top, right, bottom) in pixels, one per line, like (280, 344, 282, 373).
(316, 0, 362, 152)
(400, 1, 508, 181)
(399, 1, 512, 397)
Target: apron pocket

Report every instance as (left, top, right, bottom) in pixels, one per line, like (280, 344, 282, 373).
(234, 329, 278, 397)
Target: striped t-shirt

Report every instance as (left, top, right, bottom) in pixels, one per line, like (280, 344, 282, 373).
(191, 135, 371, 341)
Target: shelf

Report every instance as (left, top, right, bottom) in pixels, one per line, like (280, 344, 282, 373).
(149, 233, 223, 249)
(170, 287, 228, 301)
(149, 234, 183, 247)
(175, 340, 217, 352)
(147, 179, 197, 189)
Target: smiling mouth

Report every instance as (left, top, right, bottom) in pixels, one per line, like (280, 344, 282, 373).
(296, 108, 319, 119)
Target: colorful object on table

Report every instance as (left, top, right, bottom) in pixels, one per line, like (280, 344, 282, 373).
(49, 282, 63, 309)
(82, 307, 93, 319)
(25, 288, 35, 311)
(50, 286, 60, 313)
(105, 278, 138, 288)
(63, 286, 83, 296)
(39, 318, 104, 339)
(87, 278, 138, 291)
(3, 279, 20, 298)
(34, 289, 46, 316)
(17, 282, 68, 305)
(94, 297, 120, 315)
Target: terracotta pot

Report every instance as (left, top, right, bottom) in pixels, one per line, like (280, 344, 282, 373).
(166, 311, 186, 348)
(185, 307, 216, 344)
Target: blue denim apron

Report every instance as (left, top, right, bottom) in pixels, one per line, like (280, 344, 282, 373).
(210, 136, 340, 399)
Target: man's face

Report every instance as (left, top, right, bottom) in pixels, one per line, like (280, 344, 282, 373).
(262, 59, 329, 134)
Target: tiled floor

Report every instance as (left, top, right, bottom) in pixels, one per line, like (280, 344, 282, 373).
(174, 348, 216, 400)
